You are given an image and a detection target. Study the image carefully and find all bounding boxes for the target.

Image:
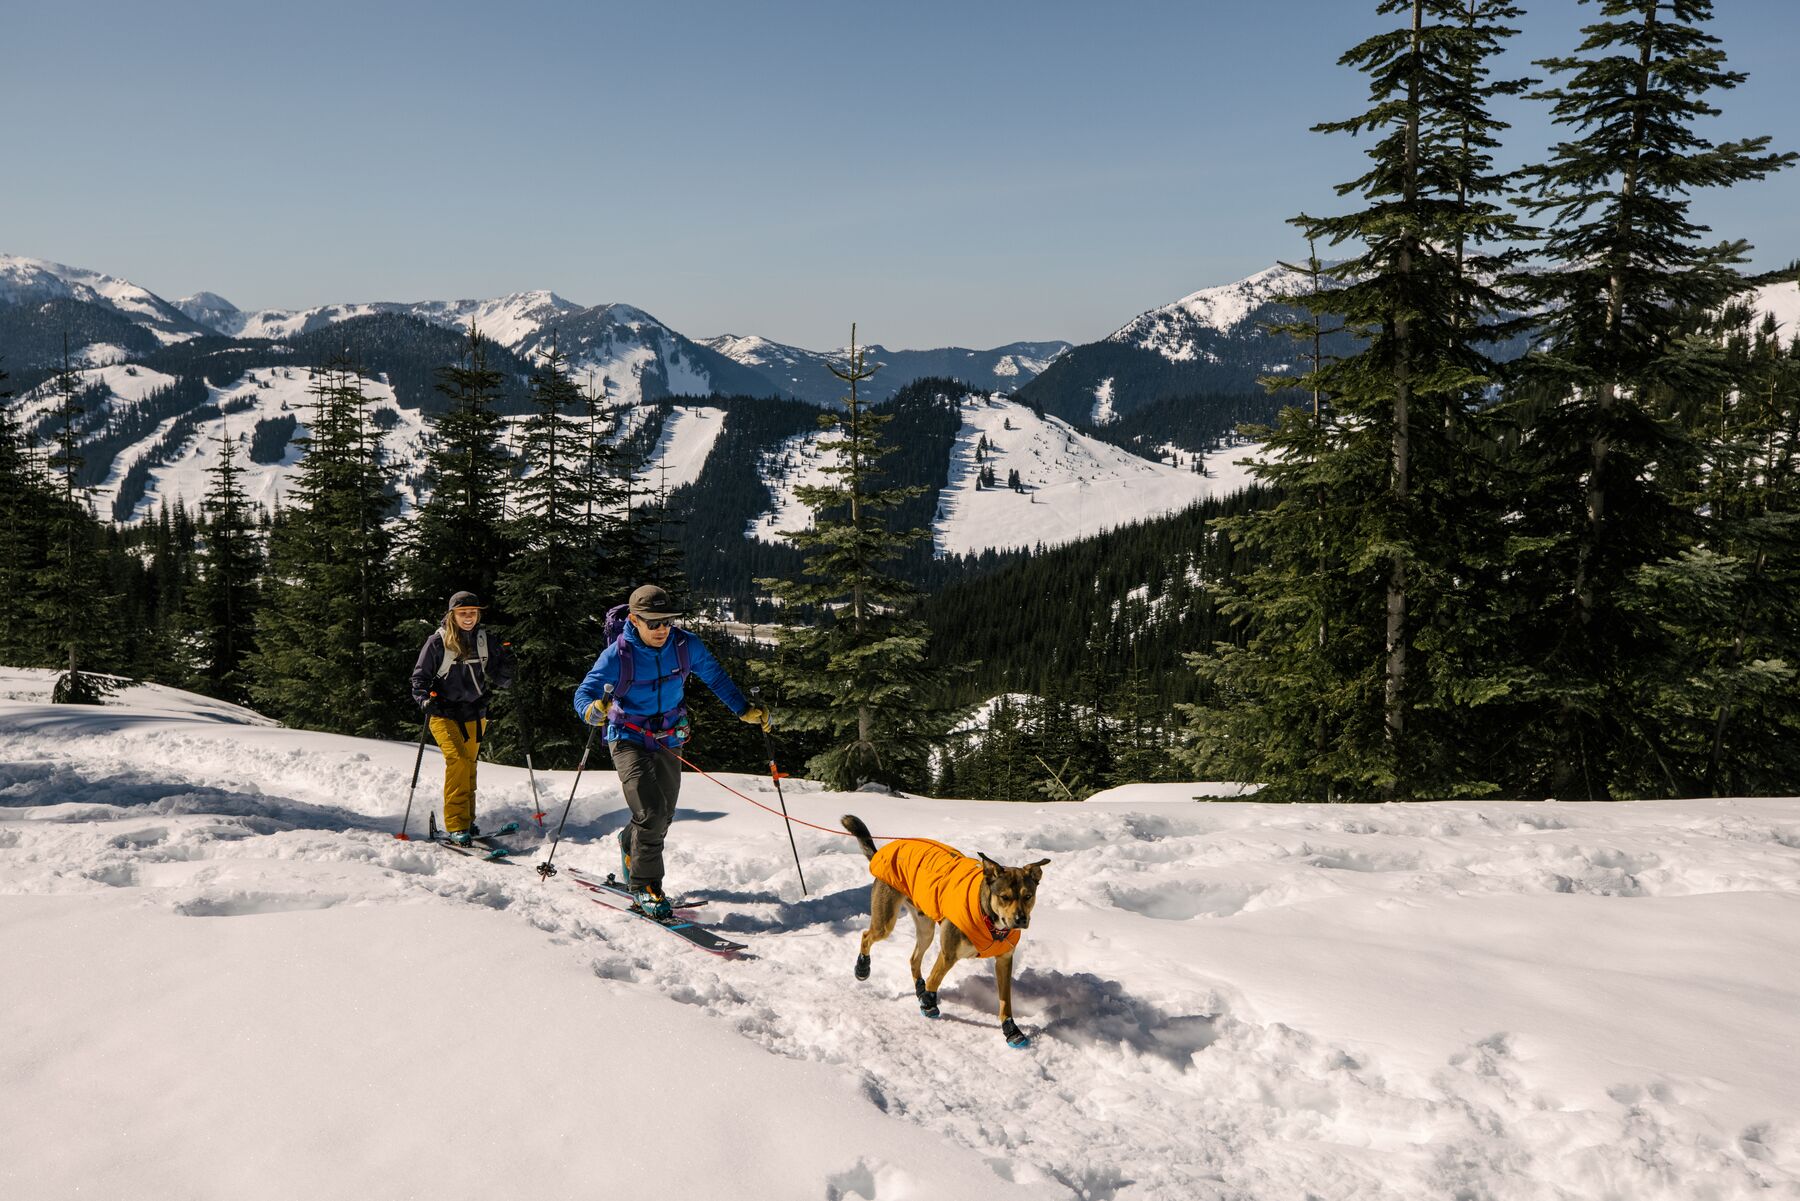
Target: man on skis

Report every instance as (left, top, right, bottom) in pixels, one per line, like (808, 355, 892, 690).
(572, 583, 767, 918)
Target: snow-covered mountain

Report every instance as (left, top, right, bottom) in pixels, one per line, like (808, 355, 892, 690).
(176, 290, 774, 407)
(0, 255, 209, 346)
(3, 669, 1794, 1200)
(1113, 264, 1310, 359)
(1016, 264, 1349, 426)
(703, 333, 1070, 406)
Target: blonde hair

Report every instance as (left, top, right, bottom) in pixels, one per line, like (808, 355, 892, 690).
(441, 613, 471, 660)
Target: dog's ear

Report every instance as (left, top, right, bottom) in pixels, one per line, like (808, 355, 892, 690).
(1027, 858, 1050, 879)
(977, 852, 1000, 878)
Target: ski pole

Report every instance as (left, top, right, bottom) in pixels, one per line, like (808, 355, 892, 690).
(537, 685, 609, 881)
(395, 701, 435, 840)
(759, 713, 807, 897)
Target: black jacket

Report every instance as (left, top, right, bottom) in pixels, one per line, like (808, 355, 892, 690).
(410, 626, 516, 722)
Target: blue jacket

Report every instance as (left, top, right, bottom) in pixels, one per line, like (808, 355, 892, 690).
(572, 624, 750, 748)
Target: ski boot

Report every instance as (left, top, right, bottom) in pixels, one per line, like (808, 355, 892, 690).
(446, 829, 473, 848)
(631, 882, 673, 920)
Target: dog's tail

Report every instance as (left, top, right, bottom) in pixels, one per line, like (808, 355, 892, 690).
(840, 814, 879, 860)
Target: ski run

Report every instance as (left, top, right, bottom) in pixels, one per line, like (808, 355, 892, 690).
(2, 668, 1796, 1201)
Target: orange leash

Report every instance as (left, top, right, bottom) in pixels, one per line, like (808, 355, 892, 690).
(614, 718, 906, 842)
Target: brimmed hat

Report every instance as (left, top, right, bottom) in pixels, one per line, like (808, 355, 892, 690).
(628, 583, 683, 620)
(446, 591, 485, 611)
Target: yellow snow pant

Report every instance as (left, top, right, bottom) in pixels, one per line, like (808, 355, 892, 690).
(430, 716, 485, 834)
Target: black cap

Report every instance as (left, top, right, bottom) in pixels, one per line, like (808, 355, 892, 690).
(628, 583, 682, 620)
(447, 591, 484, 611)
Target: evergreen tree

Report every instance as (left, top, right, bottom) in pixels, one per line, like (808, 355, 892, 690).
(489, 347, 609, 769)
(1185, 0, 1529, 799)
(752, 326, 953, 790)
(248, 358, 404, 735)
(186, 433, 263, 703)
(39, 342, 115, 703)
(1626, 300, 1800, 794)
(1504, 0, 1796, 796)
(0, 359, 52, 664)
(401, 327, 515, 617)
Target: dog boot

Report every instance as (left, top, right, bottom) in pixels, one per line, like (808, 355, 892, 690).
(1002, 1018, 1031, 1049)
(854, 953, 870, 981)
(915, 978, 940, 1019)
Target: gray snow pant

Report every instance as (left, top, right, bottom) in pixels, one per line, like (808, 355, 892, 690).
(609, 740, 683, 887)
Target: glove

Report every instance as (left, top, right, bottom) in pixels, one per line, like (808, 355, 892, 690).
(583, 700, 608, 727)
(739, 706, 771, 732)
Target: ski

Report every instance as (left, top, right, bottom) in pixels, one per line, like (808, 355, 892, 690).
(434, 835, 515, 862)
(564, 867, 707, 911)
(427, 816, 523, 862)
(435, 842, 514, 860)
(563, 871, 746, 955)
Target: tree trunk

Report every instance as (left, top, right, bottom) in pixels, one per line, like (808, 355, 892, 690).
(1384, 1, 1422, 791)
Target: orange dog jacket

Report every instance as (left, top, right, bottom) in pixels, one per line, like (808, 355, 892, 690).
(869, 838, 1022, 959)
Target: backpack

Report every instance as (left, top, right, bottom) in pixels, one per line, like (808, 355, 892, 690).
(436, 628, 489, 685)
(602, 602, 691, 723)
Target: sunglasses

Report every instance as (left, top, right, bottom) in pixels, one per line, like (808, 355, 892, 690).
(639, 617, 673, 631)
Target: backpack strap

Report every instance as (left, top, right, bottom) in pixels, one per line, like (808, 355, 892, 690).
(614, 631, 635, 696)
(436, 628, 491, 689)
(606, 631, 690, 729)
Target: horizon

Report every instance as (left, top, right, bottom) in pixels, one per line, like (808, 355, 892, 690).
(9, 0, 1799, 349)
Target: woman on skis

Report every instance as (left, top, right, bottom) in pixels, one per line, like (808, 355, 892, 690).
(410, 591, 516, 845)
(572, 583, 767, 917)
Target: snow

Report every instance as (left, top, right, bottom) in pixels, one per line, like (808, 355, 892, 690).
(410, 291, 578, 349)
(76, 342, 130, 367)
(633, 404, 727, 495)
(1752, 279, 1800, 340)
(932, 395, 1251, 556)
(1109, 265, 1309, 363)
(75, 367, 429, 522)
(657, 333, 713, 397)
(1091, 376, 1117, 425)
(751, 396, 1263, 558)
(0, 253, 199, 342)
(1087, 781, 1260, 801)
(704, 333, 781, 366)
(1, 667, 1796, 1200)
(747, 428, 833, 544)
(1167, 265, 1308, 334)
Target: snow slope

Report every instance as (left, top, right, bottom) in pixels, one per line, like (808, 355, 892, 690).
(118, 368, 428, 521)
(634, 404, 727, 495)
(1753, 278, 1800, 339)
(3, 671, 1795, 1200)
(749, 395, 1260, 556)
(932, 395, 1255, 555)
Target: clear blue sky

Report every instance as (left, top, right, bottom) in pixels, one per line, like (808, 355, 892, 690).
(9, 0, 1798, 349)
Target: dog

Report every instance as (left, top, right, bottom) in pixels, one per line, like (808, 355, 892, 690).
(841, 814, 1050, 1049)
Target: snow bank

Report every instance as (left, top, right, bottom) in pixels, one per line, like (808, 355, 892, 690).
(2, 670, 1796, 1200)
